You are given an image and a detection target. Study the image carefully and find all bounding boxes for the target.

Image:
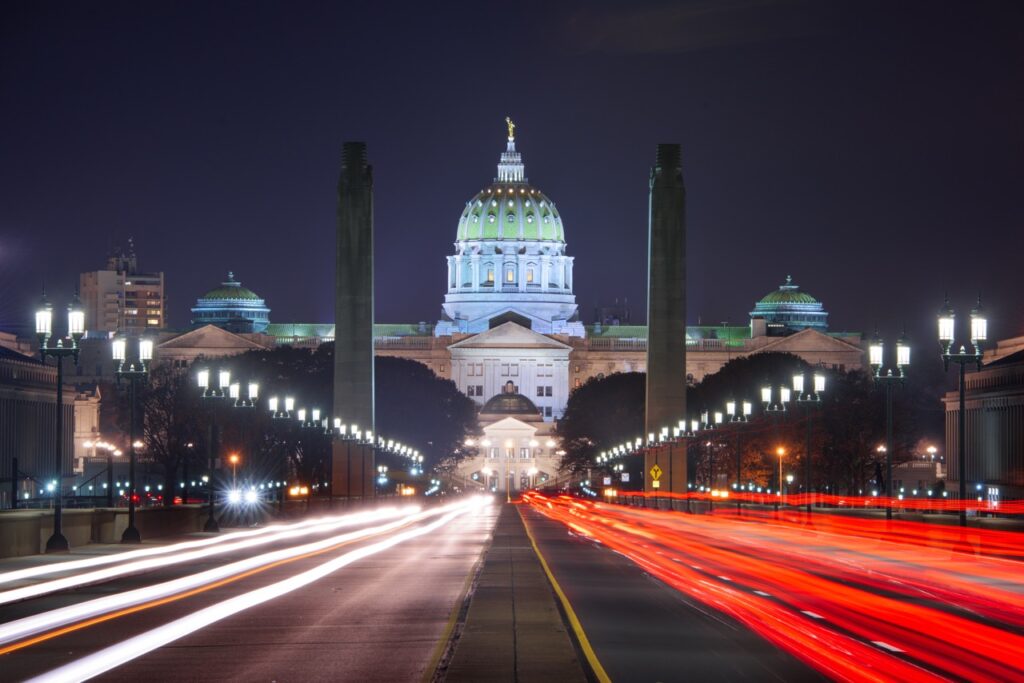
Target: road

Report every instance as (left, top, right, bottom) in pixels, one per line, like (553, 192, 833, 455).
(0, 498, 497, 681)
(522, 493, 1024, 682)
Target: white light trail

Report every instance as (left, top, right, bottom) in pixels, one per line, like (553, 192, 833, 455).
(0, 511, 391, 587)
(0, 504, 457, 648)
(28, 497, 490, 682)
(0, 507, 414, 607)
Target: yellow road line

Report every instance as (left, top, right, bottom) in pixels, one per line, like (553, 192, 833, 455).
(0, 519, 417, 657)
(422, 543, 486, 682)
(518, 505, 612, 683)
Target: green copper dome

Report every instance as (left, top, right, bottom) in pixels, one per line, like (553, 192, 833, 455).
(199, 272, 262, 301)
(750, 275, 828, 333)
(457, 184, 564, 242)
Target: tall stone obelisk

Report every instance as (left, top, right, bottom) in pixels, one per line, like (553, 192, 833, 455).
(333, 142, 375, 498)
(644, 144, 687, 496)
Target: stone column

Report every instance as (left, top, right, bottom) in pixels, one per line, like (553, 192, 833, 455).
(333, 142, 375, 498)
(644, 144, 687, 495)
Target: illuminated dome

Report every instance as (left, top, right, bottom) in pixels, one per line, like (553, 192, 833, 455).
(191, 272, 271, 333)
(457, 186, 564, 242)
(438, 119, 582, 337)
(750, 275, 827, 334)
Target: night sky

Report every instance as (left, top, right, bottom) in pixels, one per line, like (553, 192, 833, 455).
(2, 1, 1022, 377)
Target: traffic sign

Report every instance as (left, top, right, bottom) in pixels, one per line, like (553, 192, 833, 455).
(650, 463, 663, 481)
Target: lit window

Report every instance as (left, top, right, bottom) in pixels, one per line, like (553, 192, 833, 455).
(507, 200, 514, 208)
(526, 269, 534, 283)
(487, 270, 494, 282)
(489, 215, 496, 223)
(506, 270, 515, 282)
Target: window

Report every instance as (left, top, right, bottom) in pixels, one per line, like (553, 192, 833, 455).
(527, 269, 534, 283)
(486, 270, 495, 283)
(467, 364, 476, 377)
(544, 406, 553, 417)
(501, 363, 509, 376)
(537, 386, 544, 397)
(574, 378, 581, 388)
(467, 385, 484, 397)
(520, 448, 530, 459)
(511, 364, 519, 377)
(489, 448, 498, 458)
(475, 362, 483, 375)
(545, 386, 553, 397)
(506, 269, 515, 282)
(506, 448, 515, 459)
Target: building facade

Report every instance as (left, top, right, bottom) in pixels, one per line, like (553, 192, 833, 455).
(943, 336, 1024, 499)
(158, 126, 863, 429)
(79, 240, 166, 335)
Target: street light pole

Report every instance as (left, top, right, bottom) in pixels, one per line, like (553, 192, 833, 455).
(36, 292, 86, 553)
(794, 372, 826, 515)
(870, 331, 910, 521)
(938, 297, 986, 527)
(762, 385, 791, 513)
(197, 368, 231, 532)
(725, 400, 752, 513)
(113, 336, 152, 544)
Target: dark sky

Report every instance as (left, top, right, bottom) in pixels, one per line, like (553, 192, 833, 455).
(2, 1, 1022, 375)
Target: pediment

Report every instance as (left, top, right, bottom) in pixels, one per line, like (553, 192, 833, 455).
(756, 328, 861, 353)
(448, 322, 571, 350)
(481, 416, 540, 434)
(157, 325, 269, 351)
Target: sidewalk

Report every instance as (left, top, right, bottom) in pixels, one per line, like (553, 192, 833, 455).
(443, 503, 586, 683)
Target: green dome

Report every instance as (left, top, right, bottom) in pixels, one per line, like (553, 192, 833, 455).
(199, 272, 262, 301)
(757, 275, 818, 304)
(457, 183, 564, 242)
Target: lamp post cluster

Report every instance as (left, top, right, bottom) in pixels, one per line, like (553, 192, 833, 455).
(197, 368, 260, 532)
(938, 296, 986, 527)
(869, 333, 910, 520)
(112, 336, 153, 543)
(35, 292, 85, 553)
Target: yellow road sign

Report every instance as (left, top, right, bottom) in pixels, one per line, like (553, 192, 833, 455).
(650, 464, 663, 481)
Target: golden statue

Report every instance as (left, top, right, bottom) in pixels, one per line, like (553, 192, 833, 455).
(505, 116, 516, 140)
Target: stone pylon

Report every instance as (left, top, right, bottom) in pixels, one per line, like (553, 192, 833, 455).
(333, 142, 375, 498)
(644, 144, 687, 497)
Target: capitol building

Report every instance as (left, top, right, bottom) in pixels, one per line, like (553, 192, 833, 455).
(156, 124, 864, 492)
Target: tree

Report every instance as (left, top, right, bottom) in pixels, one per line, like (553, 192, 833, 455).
(556, 372, 645, 474)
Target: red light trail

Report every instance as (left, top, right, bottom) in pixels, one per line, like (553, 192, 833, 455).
(523, 492, 1024, 682)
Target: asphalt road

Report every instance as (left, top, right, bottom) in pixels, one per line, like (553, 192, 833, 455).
(0, 498, 497, 681)
(520, 505, 822, 683)
(523, 494, 1024, 682)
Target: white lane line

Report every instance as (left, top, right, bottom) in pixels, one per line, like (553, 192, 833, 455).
(0, 507, 412, 607)
(873, 641, 905, 653)
(802, 610, 825, 619)
(27, 499, 489, 683)
(753, 590, 772, 597)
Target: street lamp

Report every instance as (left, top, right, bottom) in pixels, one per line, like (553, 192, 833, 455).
(794, 371, 826, 514)
(197, 367, 231, 532)
(938, 296, 986, 526)
(725, 400, 752, 513)
(113, 336, 153, 543)
(775, 446, 786, 512)
(870, 330, 909, 520)
(35, 291, 86, 553)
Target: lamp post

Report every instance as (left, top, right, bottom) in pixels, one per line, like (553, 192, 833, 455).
(869, 331, 910, 520)
(938, 296, 986, 527)
(775, 446, 785, 512)
(267, 395, 294, 512)
(35, 292, 85, 553)
(762, 385, 791, 512)
(197, 368, 230, 532)
(725, 400, 752, 513)
(112, 336, 153, 543)
(793, 371, 826, 514)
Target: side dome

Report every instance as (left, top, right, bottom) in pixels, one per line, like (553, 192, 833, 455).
(191, 272, 271, 333)
(749, 275, 828, 334)
(457, 184, 564, 242)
